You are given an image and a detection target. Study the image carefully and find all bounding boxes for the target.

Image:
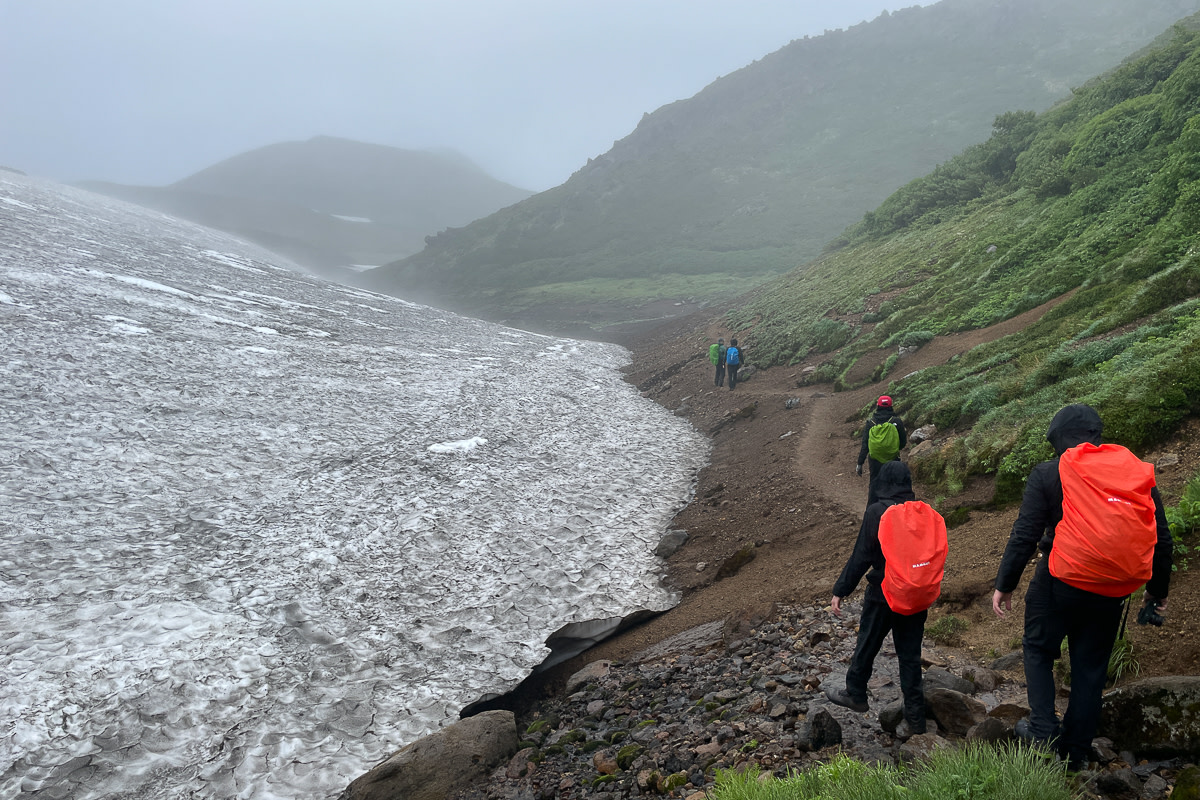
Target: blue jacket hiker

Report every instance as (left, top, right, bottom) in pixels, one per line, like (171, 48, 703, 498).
(726, 339, 743, 390)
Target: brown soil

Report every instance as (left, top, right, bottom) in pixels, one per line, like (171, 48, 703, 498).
(554, 292, 1200, 685)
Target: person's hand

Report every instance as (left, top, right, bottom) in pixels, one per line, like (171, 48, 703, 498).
(992, 590, 1012, 618)
(855, 464, 863, 477)
(831, 596, 843, 617)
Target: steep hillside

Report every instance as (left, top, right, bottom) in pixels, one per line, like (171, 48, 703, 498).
(723, 18, 1200, 514)
(81, 136, 532, 276)
(367, 0, 1200, 336)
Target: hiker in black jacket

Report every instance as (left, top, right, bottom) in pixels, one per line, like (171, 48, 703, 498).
(992, 404, 1172, 770)
(856, 396, 907, 506)
(827, 461, 928, 737)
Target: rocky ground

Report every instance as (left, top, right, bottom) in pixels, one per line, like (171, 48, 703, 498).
(451, 603, 1191, 799)
(446, 298, 1200, 799)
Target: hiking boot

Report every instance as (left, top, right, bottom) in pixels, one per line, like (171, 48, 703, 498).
(895, 718, 929, 741)
(1014, 718, 1058, 747)
(824, 686, 868, 713)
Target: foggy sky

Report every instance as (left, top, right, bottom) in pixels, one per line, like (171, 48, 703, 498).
(0, 1, 932, 192)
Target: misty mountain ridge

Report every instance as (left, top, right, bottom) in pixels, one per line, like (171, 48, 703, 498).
(80, 136, 533, 277)
(365, 0, 1200, 337)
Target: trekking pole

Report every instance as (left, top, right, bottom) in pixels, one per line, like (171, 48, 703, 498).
(1118, 596, 1132, 641)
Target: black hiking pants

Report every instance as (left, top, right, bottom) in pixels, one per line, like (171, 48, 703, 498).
(845, 584, 927, 730)
(728, 364, 739, 390)
(1023, 560, 1123, 768)
(715, 363, 725, 386)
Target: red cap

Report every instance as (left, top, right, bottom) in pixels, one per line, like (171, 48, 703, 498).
(877, 396, 893, 407)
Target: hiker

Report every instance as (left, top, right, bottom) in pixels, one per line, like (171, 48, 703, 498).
(726, 338, 743, 390)
(991, 404, 1172, 771)
(856, 396, 907, 506)
(709, 337, 727, 387)
(827, 461, 946, 738)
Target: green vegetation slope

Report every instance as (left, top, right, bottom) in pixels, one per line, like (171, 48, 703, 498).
(729, 20, 1200, 501)
(368, 0, 1200, 333)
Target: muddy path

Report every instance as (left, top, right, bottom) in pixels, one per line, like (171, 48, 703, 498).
(540, 290, 1200, 693)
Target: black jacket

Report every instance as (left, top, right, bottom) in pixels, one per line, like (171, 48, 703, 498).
(834, 461, 917, 597)
(857, 407, 908, 467)
(993, 404, 1172, 600)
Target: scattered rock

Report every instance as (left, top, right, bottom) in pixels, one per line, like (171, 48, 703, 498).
(722, 602, 778, 647)
(796, 708, 842, 751)
(989, 651, 1023, 673)
(958, 666, 1001, 693)
(1144, 773, 1170, 799)
(897, 732, 947, 762)
(1090, 768, 1142, 800)
(1091, 737, 1118, 763)
(878, 700, 903, 734)
(341, 710, 517, 800)
(655, 530, 689, 558)
(965, 717, 1010, 743)
(908, 440, 936, 458)
(565, 661, 612, 695)
(986, 702, 1029, 724)
(1100, 676, 1200, 757)
(715, 544, 757, 580)
(593, 749, 619, 775)
(909, 424, 937, 443)
(923, 668, 976, 695)
(785, 397, 801, 409)
(1156, 453, 1180, 468)
(925, 689, 987, 737)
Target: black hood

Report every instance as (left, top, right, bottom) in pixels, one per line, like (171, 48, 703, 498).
(876, 460, 916, 504)
(1046, 404, 1103, 456)
(872, 406, 895, 422)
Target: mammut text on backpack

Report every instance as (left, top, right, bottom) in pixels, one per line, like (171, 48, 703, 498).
(867, 418, 900, 463)
(1049, 442, 1157, 597)
(878, 501, 948, 615)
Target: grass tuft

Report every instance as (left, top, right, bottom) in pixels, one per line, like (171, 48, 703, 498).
(709, 743, 1073, 800)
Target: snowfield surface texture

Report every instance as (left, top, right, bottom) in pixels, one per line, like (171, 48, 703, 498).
(0, 174, 709, 800)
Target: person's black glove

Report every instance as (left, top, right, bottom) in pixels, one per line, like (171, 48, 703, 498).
(1137, 595, 1166, 627)
(855, 463, 863, 477)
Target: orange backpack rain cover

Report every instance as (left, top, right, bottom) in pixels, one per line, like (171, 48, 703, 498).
(878, 501, 948, 615)
(1049, 442, 1157, 597)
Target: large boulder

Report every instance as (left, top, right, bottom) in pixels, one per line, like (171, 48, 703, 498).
(341, 710, 518, 800)
(926, 689, 987, 737)
(1100, 676, 1200, 757)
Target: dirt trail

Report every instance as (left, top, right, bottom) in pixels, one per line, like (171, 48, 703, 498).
(794, 292, 1077, 518)
(541, 291, 1200, 692)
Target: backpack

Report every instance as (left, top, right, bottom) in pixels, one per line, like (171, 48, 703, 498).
(1048, 442, 1158, 597)
(878, 501, 948, 615)
(709, 343, 720, 364)
(867, 417, 900, 463)
(725, 346, 740, 366)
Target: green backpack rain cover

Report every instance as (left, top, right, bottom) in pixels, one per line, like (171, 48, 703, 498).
(868, 418, 900, 464)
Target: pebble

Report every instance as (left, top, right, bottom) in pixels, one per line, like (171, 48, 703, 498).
(448, 604, 1189, 800)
